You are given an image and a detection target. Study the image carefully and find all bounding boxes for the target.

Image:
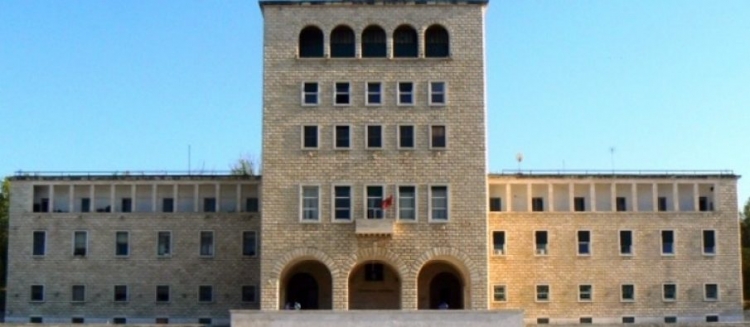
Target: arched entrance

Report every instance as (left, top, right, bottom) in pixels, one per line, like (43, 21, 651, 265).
(280, 260, 332, 310)
(417, 261, 466, 309)
(348, 261, 401, 309)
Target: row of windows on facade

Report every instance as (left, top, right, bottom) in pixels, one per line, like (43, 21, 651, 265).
(27, 284, 256, 305)
(301, 125, 446, 150)
(488, 195, 714, 213)
(32, 196, 259, 214)
(27, 317, 216, 325)
(298, 24, 449, 58)
(534, 315, 721, 325)
(30, 230, 257, 257)
(491, 230, 717, 256)
(300, 185, 447, 221)
(491, 283, 722, 304)
(301, 81, 446, 106)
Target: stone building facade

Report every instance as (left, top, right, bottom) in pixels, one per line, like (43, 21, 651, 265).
(4, 0, 743, 325)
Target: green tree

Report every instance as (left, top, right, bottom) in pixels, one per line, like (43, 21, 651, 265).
(230, 155, 259, 176)
(740, 197, 750, 301)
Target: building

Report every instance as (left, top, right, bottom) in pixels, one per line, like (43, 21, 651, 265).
(5, 0, 742, 325)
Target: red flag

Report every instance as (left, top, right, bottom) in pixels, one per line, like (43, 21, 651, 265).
(381, 195, 394, 210)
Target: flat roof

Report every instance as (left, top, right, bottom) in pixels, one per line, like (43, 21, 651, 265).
(259, 0, 489, 8)
(489, 169, 739, 180)
(10, 171, 260, 182)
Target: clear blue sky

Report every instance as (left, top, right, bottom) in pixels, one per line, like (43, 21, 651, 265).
(1, 1, 749, 207)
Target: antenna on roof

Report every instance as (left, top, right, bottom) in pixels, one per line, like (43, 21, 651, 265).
(609, 146, 616, 173)
(516, 152, 524, 173)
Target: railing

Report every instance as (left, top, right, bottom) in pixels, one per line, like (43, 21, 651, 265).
(494, 169, 735, 176)
(13, 170, 258, 179)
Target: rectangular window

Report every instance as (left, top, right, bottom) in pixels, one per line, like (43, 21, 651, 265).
(397, 82, 414, 105)
(616, 197, 627, 211)
(198, 285, 213, 303)
(663, 284, 677, 301)
(398, 125, 415, 149)
(116, 231, 129, 256)
(622, 317, 635, 324)
(704, 284, 718, 301)
(198, 318, 212, 325)
(398, 186, 416, 220)
(366, 186, 384, 219)
(121, 198, 132, 213)
(574, 197, 585, 211)
(203, 197, 216, 212)
(33, 231, 46, 256)
(157, 231, 172, 257)
(706, 315, 719, 323)
(621, 284, 635, 301)
(620, 230, 633, 255)
(29, 317, 43, 324)
(430, 186, 448, 221)
(156, 285, 170, 303)
(536, 285, 550, 302)
(703, 230, 716, 255)
(71, 317, 84, 324)
(429, 81, 446, 105)
(162, 198, 174, 213)
(114, 285, 128, 302)
(334, 82, 350, 105)
(366, 125, 383, 149)
(579, 317, 593, 324)
(493, 231, 506, 255)
(31, 285, 44, 302)
(489, 197, 502, 212)
(699, 196, 710, 211)
(664, 317, 677, 324)
(577, 230, 590, 255)
(364, 263, 384, 281)
(242, 285, 256, 303)
(302, 82, 319, 105)
(200, 231, 214, 257)
(73, 231, 87, 256)
(242, 231, 257, 256)
(301, 186, 319, 221)
(72, 285, 85, 302)
(81, 198, 91, 213)
(113, 318, 127, 325)
(334, 125, 351, 149)
(535, 231, 548, 255)
(430, 125, 446, 149)
(334, 186, 351, 220)
(493, 285, 506, 302)
(246, 197, 259, 212)
(302, 125, 318, 149)
(531, 197, 544, 212)
(578, 285, 592, 301)
(366, 82, 382, 106)
(537, 318, 550, 325)
(155, 318, 169, 325)
(661, 230, 675, 255)
(658, 197, 668, 211)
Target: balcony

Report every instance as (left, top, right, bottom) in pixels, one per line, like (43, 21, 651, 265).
(355, 218, 394, 236)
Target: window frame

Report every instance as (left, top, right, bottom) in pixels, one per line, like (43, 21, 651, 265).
(198, 285, 214, 303)
(331, 184, 353, 222)
(301, 125, 319, 150)
(429, 125, 447, 149)
(428, 185, 449, 222)
(71, 284, 86, 303)
(365, 81, 383, 106)
(112, 317, 127, 325)
(115, 231, 130, 257)
(578, 284, 593, 302)
(397, 124, 415, 150)
(365, 124, 383, 149)
(333, 81, 351, 106)
(397, 81, 415, 106)
(577, 230, 591, 256)
(662, 283, 677, 302)
(30, 284, 45, 302)
(535, 284, 550, 302)
(619, 230, 634, 256)
(157, 231, 172, 257)
(622, 316, 636, 324)
(199, 230, 215, 257)
(242, 230, 258, 257)
(702, 229, 717, 256)
(535, 230, 548, 256)
(114, 285, 129, 302)
(428, 81, 447, 106)
(364, 184, 386, 219)
(492, 284, 507, 302)
(661, 230, 675, 256)
(73, 230, 88, 257)
(620, 284, 635, 302)
(32, 230, 46, 256)
(396, 184, 417, 222)
(155, 285, 171, 303)
(489, 197, 502, 212)
(492, 230, 506, 255)
(333, 124, 351, 150)
(300, 184, 321, 222)
(704, 283, 719, 301)
(241, 285, 257, 303)
(301, 82, 319, 106)
(531, 197, 544, 212)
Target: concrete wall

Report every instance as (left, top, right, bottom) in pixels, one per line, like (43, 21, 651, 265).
(231, 310, 524, 327)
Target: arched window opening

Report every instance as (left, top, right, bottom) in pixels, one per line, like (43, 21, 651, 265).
(362, 25, 386, 58)
(425, 25, 449, 58)
(299, 26, 324, 58)
(330, 26, 355, 58)
(393, 25, 418, 58)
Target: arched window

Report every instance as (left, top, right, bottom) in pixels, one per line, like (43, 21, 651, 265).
(425, 25, 449, 58)
(362, 25, 386, 58)
(299, 26, 324, 58)
(330, 25, 355, 58)
(393, 25, 418, 58)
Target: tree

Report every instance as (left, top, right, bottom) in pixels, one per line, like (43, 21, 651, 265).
(230, 155, 259, 176)
(740, 197, 750, 301)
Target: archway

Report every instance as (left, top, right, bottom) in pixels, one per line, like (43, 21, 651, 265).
(417, 261, 465, 309)
(348, 261, 401, 309)
(280, 260, 332, 310)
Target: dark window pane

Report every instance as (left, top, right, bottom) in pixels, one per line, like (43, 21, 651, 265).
(33, 231, 45, 256)
(246, 198, 259, 212)
(431, 126, 446, 148)
(303, 126, 318, 148)
(394, 26, 418, 58)
(330, 26, 355, 58)
(299, 26, 324, 58)
(425, 25, 449, 57)
(335, 126, 350, 148)
(362, 26, 386, 58)
(489, 198, 502, 212)
(162, 198, 174, 212)
(399, 126, 414, 148)
(368, 126, 382, 148)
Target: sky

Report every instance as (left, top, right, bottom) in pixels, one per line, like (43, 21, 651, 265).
(1, 1, 749, 206)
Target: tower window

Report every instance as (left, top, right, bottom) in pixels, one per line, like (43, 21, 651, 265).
(362, 25, 386, 58)
(330, 25, 355, 58)
(299, 26, 324, 58)
(425, 24, 449, 57)
(393, 25, 418, 58)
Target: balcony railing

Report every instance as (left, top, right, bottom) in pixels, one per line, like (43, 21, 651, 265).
(355, 218, 394, 236)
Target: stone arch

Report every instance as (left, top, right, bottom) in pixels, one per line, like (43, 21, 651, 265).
(270, 247, 338, 280)
(424, 24, 450, 57)
(344, 247, 408, 280)
(411, 247, 478, 283)
(412, 247, 478, 309)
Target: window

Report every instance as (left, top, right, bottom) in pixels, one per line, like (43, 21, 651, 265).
(301, 186, 319, 221)
(114, 285, 128, 302)
(430, 186, 448, 221)
(33, 231, 46, 256)
(704, 283, 718, 301)
(81, 198, 91, 212)
(489, 197, 502, 212)
(302, 125, 318, 149)
(398, 125, 415, 149)
(622, 317, 635, 324)
(578, 285, 592, 301)
(493, 285, 506, 302)
(657, 197, 668, 211)
(663, 283, 677, 301)
(535, 231, 548, 255)
(366, 125, 383, 149)
(156, 285, 170, 302)
(334, 125, 350, 149)
(155, 318, 169, 325)
(73, 231, 87, 256)
(425, 25, 449, 57)
(30, 285, 44, 302)
(364, 263, 384, 281)
(157, 231, 172, 257)
(246, 197, 259, 212)
(333, 186, 352, 221)
(34, 198, 49, 212)
(536, 285, 549, 302)
(699, 196, 711, 211)
(661, 230, 674, 255)
(397, 82, 414, 105)
(616, 197, 627, 211)
(621, 284, 635, 301)
(72, 285, 85, 302)
(703, 230, 716, 255)
(203, 197, 216, 212)
(366, 186, 384, 219)
(531, 197, 544, 212)
(664, 317, 677, 324)
(242, 231, 257, 256)
(398, 186, 416, 220)
(574, 197, 585, 211)
(429, 82, 446, 105)
(430, 125, 446, 149)
(242, 285, 257, 303)
(116, 231, 129, 256)
(162, 198, 174, 212)
(393, 25, 418, 58)
(537, 318, 550, 325)
(30, 317, 43, 324)
(366, 82, 382, 105)
(200, 231, 214, 257)
(619, 230, 633, 255)
(579, 317, 593, 324)
(334, 82, 351, 105)
(362, 25, 386, 58)
(299, 26, 324, 58)
(71, 317, 85, 324)
(330, 25, 355, 58)
(577, 230, 590, 255)
(302, 82, 319, 105)
(198, 318, 212, 325)
(121, 198, 132, 213)
(198, 285, 213, 303)
(113, 318, 127, 325)
(706, 315, 719, 323)
(492, 231, 505, 255)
